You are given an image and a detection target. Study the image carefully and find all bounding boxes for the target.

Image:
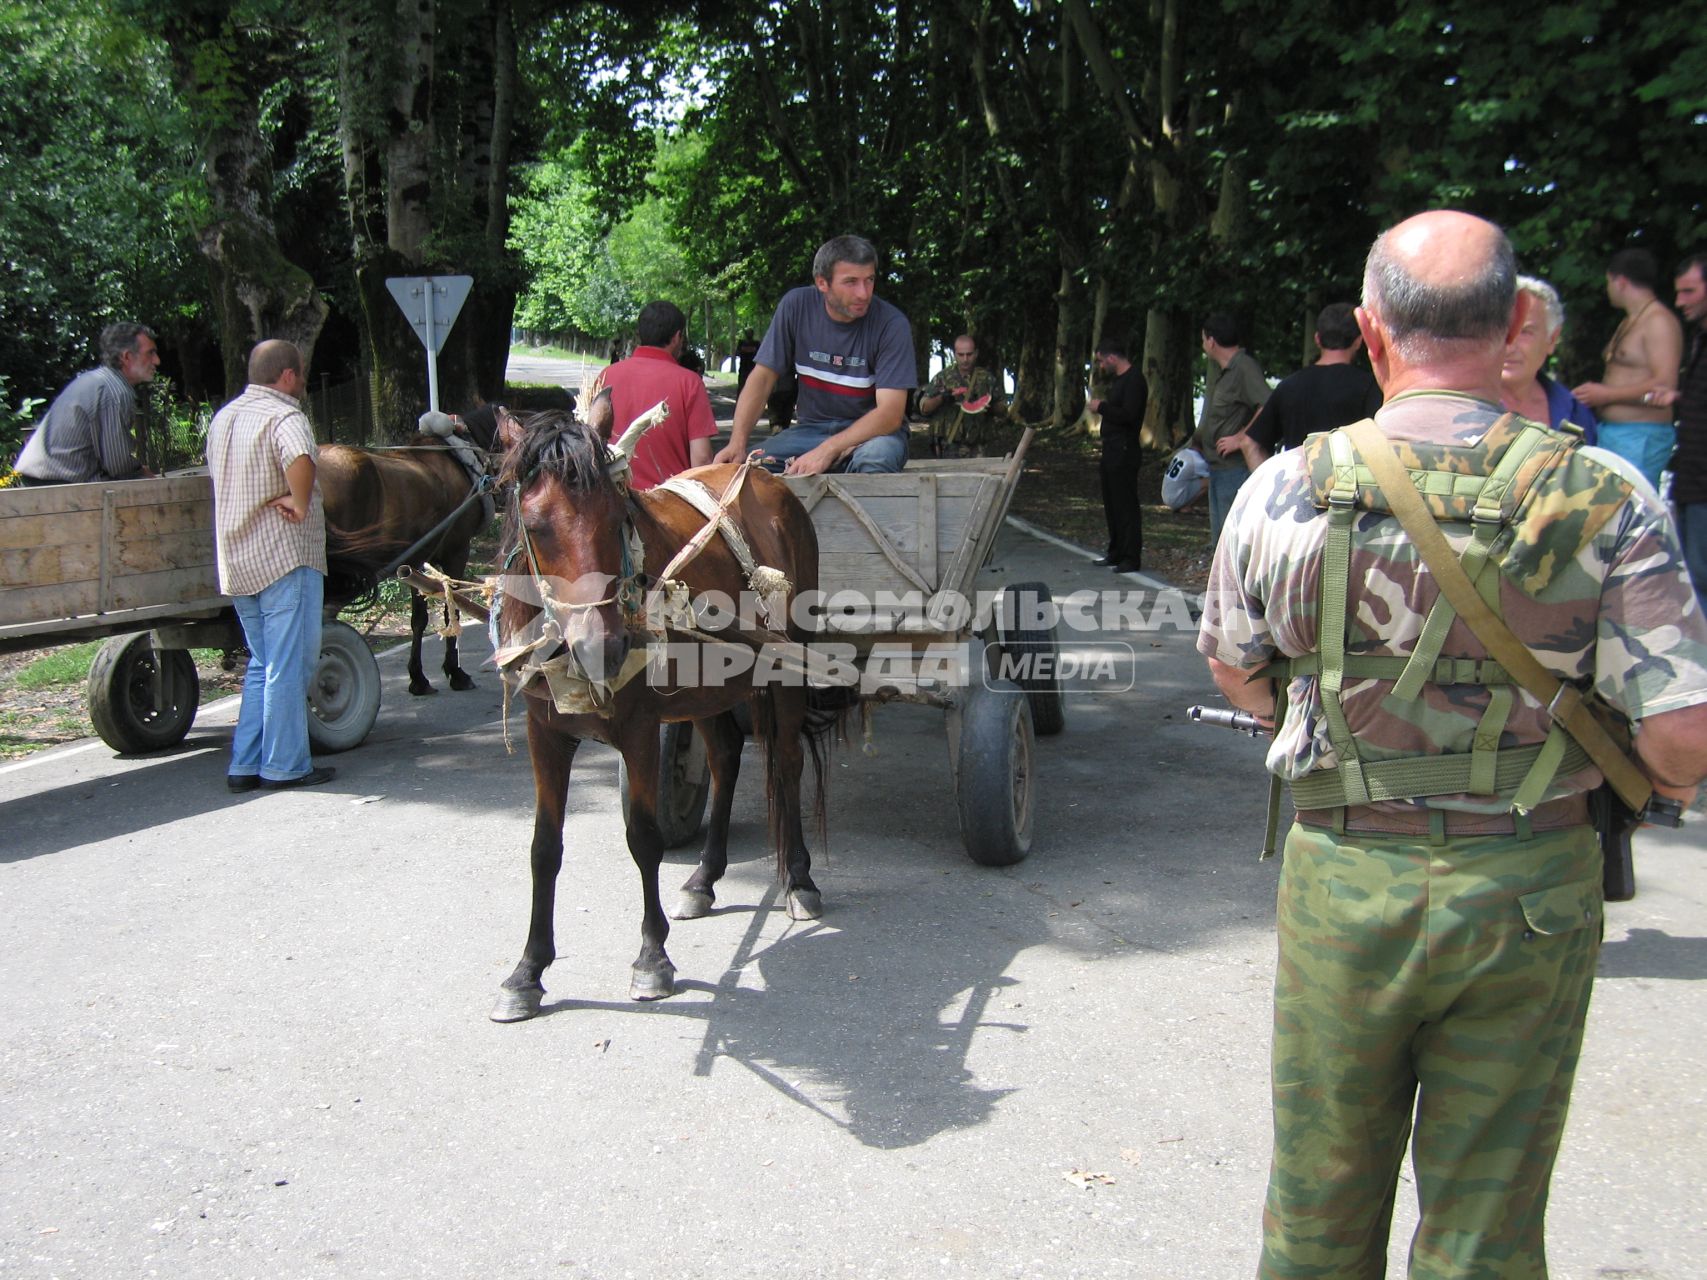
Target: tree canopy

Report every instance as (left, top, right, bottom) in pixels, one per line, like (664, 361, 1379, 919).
(2, 0, 1701, 443)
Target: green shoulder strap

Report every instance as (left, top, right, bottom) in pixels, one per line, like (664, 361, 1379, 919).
(1343, 419, 1653, 813)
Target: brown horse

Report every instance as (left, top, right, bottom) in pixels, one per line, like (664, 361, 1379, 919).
(319, 428, 494, 695)
(488, 404, 836, 1022)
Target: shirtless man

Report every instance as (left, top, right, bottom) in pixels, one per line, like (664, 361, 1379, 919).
(1573, 247, 1683, 490)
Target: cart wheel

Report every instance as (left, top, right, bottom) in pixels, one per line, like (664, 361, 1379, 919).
(620, 721, 712, 848)
(308, 621, 381, 752)
(997, 581, 1066, 737)
(87, 632, 200, 753)
(955, 679, 1035, 866)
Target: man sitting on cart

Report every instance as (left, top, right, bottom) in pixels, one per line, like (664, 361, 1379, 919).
(12, 322, 160, 485)
(714, 234, 917, 476)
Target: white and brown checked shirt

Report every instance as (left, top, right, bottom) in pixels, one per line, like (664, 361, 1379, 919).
(206, 384, 327, 597)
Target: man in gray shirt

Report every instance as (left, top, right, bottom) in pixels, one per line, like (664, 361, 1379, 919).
(715, 235, 916, 475)
(13, 323, 161, 485)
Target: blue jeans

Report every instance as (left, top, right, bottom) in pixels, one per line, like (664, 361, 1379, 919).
(230, 565, 324, 782)
(1678, 501, 1707, 607)
(759, 422, 908, 473)
(1208, 463, 1250, 546)
(1596, 421, 1676, 492)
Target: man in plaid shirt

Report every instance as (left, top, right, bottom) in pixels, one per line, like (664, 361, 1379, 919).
(207, 339, 333, 792)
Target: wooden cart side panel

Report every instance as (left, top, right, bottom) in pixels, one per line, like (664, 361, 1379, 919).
(0, 476, 219, 627)
(782, 466, 1012, 638)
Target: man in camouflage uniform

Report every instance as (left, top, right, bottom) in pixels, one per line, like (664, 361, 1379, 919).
(1197, 210, 1707, 1279)
(919, 334, 1004, 456)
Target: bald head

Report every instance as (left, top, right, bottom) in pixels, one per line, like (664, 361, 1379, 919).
(248, 339, 303, 388)
(1361, 212, 1517, 363)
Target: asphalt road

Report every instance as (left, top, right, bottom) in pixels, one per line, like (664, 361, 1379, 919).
(3, 523, 1705, 1279)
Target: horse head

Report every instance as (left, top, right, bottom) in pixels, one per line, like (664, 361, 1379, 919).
(497, 408, 636, 689)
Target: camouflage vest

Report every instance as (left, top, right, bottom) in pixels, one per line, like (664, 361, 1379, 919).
(1283, 412, 1634, 816)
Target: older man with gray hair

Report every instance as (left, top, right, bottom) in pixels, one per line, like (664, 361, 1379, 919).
(1198, 210, 1707, 1277)
(1498, 274, 1599, 440)
(13, 322, 161, 485)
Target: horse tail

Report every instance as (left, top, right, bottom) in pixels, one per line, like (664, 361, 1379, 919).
(325, 521, 416, 606)
(751, 684, 856, 880)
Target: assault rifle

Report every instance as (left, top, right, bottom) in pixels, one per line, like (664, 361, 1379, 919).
(1187, 704, 1686, 899)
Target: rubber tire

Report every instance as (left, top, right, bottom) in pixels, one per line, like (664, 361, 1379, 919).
(87, 632, 200, 753)
(997, 581, 1067, 737)
(955, 679, 1036, 866)
(619, 720, 712, 848)
(307, 620, 381, 753)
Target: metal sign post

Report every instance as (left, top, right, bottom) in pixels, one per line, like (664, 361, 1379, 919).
(385, 275, 474, 412)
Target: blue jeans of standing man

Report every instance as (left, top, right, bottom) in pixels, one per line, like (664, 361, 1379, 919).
(758, 421, 909, 473)
(1209, 462, 1250, 546)
(230, 565, 324, 783)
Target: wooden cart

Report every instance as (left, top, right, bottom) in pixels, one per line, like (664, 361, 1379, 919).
(0, 475, 381, 754)
(635, 430, 1064, 866)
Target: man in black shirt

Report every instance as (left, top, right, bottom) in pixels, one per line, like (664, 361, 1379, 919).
(1222, 303, 1382, 463)
(1656, 253, 1707, 605)
(1087, 337, 1149, 572)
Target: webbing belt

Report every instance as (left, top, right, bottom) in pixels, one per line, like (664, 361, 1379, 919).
(1287, 736, 1594, 810)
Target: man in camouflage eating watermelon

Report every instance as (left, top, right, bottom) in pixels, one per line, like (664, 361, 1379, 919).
(918, 334, 1005, 457)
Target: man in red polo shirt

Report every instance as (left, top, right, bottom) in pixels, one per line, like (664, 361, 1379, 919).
(593, 300, 718, 489)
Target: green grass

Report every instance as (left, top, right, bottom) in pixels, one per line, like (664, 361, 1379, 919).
(7, 642, 233, 692)
(509, 342, 606, 363)
(10, 641, 104, 690)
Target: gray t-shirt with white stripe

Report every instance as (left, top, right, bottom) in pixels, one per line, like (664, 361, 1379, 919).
(755, 286, 916, 427)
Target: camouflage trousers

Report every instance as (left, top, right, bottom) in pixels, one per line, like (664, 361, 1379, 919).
(1259, 822, 1603, 1280)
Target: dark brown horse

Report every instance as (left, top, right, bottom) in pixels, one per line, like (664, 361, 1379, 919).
(320, 427, 494, 695)
(489, 404, 836, 1022)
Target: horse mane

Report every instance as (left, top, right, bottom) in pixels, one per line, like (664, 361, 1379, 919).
(497, 409, 610, 496)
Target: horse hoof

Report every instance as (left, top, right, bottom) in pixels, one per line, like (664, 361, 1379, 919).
(629, 963, 676, 1001)
(490, 985, 543, 1023)
(450, 674, 476, 691)
(787, 888, 823, 921)
(409, 681, 437, 697)
(671, 890, 714, 920)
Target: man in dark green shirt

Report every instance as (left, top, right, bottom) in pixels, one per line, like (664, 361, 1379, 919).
(1192, 312, 1270, 546)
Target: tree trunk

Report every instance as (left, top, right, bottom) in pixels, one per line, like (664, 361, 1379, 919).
(388, 0, 435, 259)
(1142, 308, 1194, 450)
(159, 5, 327, 397)
(1051, 8, 1086, 430)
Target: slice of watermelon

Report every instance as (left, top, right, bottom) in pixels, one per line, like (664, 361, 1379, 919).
(962, 393, 992, 414)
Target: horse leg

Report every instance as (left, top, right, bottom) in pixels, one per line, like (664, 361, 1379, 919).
(768, 689, 823, 921)
(443, 550, 476, 691)
(673, 712, 744, 920)
(617, 725, 676, 1000)
(407, 590, 434, 695)
(443, 628, 476, 691)
(491, 715, 579, 1022)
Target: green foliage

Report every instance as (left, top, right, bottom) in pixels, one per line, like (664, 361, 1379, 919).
(1, 373, 46, 471)
(135, 378, 213, 472)
(0, 0, 206, 402)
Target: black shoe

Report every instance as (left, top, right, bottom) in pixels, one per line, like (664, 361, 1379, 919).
(1113, 561, 1141, 574)
(1091, 555, 1117, 567)
(226, 774, 260, 793)
(260, 766, 336, 791)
